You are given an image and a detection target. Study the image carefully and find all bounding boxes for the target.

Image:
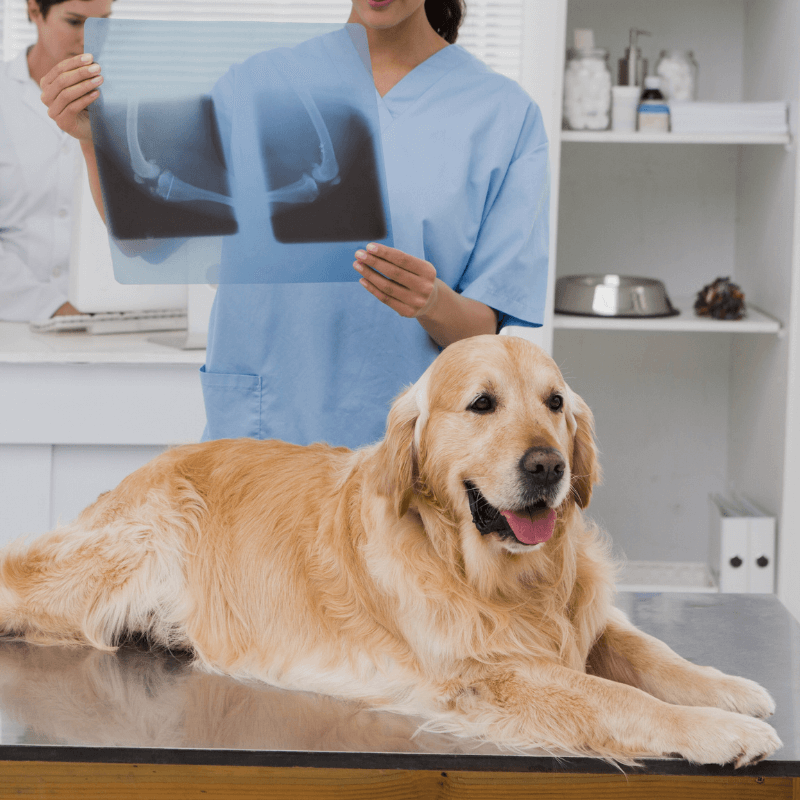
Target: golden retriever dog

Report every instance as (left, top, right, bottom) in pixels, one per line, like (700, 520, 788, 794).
(0, 335, 781, 765)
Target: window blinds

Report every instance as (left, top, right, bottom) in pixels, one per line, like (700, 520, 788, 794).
(0, 0, 522, 81)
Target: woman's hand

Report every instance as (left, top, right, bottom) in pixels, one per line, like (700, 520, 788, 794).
(354, 243, 438, 319)
(39, 53, 103, 142)
(354, 242, 498, 348)
(51, 301, 80, 317)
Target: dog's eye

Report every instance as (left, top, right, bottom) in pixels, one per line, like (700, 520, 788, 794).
(548, 394, 564, 412)
(469, 394, 496, 414)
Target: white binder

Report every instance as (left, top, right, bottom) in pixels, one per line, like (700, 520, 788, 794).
(710, 494, 776, 593)
(710, 496, 749, 592)
(736, 495, 777, 594)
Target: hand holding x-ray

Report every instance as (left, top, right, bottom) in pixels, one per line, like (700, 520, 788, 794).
(354, 243, 440, 319)
(40, 53, 104, 143)
(43, 21, 393, 285)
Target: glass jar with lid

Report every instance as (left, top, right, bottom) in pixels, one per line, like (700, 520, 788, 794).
(563, 48, 612, 131)
(655, 50, 699, 102)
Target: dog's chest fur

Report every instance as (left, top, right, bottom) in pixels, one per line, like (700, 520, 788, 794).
(358, 498, 611, 679)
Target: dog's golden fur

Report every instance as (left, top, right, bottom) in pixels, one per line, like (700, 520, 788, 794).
(0, 335, 781, 765)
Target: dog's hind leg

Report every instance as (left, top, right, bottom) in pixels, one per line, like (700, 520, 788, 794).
(0, 486, 193, 652)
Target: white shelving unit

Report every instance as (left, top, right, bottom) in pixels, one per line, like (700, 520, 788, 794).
(555, 300, 781, 333)
(521, 0, 800, 620)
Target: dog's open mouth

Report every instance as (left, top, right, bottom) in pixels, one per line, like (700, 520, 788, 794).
(465, 481, 556, 546)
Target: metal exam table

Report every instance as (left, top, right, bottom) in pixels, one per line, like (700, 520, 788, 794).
(0, 593, 797, 799)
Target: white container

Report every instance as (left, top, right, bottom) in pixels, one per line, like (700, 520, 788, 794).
(612, 86, 641, 132)
(563, 47, 612, 131)
(656, 50, 698, 102)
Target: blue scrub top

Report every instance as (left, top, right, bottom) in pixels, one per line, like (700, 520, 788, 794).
(200, 30, 550, 449)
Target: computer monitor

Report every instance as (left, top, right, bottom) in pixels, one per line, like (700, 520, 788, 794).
(68, 162, 187, 313)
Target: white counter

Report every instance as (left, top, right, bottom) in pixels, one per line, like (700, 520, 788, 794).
(0, 321, 206, 365)
(0, 322, 208, 547)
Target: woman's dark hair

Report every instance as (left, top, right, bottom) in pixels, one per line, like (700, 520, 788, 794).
(28, 0, 68, 19)
(28, 0, 113, 21)
(425, 0, 465, 45)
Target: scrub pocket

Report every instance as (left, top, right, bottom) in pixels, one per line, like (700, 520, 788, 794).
(199, 366, 262, 440)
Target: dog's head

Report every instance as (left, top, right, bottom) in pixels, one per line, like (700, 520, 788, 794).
(377, 335, 600, 559)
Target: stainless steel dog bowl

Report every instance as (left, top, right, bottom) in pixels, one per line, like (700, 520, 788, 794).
(554, 274, 679, 318)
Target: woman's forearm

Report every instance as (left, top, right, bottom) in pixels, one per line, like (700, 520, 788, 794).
(416, 279, 498, 348)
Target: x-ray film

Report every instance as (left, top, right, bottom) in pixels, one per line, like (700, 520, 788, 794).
(85, 20, 393, 284)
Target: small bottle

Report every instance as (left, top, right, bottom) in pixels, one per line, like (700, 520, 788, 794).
(638, 76, 670, 133)
(617, 28, 651, 89)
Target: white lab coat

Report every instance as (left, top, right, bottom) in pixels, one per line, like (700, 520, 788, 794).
(0, 50, 78, 321)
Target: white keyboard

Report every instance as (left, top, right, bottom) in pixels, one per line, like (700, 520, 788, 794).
(30, 308, 188, 335)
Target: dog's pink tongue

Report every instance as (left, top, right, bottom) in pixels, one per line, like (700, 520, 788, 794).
(501, 509, 557, 545)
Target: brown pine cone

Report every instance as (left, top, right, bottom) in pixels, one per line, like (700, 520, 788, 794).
(694, 277, 746, 320)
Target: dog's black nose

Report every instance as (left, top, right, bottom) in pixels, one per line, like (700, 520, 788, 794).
(520, 447, 565, 487)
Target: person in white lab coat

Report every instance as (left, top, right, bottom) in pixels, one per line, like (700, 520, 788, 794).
(0, 0, 111, 321)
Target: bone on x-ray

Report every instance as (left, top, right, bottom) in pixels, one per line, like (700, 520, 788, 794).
(84, 19, 393, 284)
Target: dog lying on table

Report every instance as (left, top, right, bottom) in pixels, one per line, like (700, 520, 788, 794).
(0, 335, 781, 765)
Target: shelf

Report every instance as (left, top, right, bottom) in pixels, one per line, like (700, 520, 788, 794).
(561, 131, 791, 145)
(616, 561, 718, 593)
(553, 298, 781, 333)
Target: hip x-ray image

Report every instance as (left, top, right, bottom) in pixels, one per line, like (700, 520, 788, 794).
(85, 20, 392, 284)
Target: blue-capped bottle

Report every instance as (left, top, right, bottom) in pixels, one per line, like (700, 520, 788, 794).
(638, 76, 670, 133)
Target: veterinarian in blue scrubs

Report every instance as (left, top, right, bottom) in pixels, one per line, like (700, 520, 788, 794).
(199, 0, 550, 448)
(40, 0, 550, 448)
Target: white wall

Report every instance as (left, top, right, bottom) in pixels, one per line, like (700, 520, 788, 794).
(554, 330, 732, 563)
(556, 143, 739, 296)
(565, 0, 746, 102)
(0, 444, 165, 547)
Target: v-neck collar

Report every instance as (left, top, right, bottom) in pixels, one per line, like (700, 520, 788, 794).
(377, 44, 469, 121)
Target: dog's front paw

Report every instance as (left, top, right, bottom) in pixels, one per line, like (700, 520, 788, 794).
(698, 669, 776, 719)
(674, 707, 782, 767)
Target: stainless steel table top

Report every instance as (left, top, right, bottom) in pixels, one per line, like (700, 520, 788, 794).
(0, 592, 797, 776)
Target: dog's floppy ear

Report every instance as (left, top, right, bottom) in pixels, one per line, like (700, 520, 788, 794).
(375, 371, 430, 518)
(566, 387, 601, 509)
